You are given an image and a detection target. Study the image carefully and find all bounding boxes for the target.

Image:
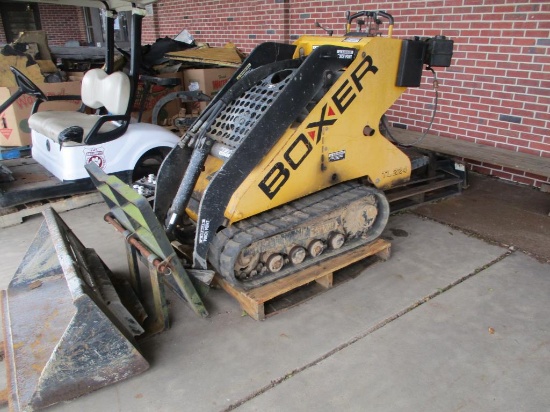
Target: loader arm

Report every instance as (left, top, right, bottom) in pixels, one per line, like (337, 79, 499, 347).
(153, 42, 297, 221)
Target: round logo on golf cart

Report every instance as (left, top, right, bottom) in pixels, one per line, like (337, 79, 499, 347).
(84, 147, 106, 169)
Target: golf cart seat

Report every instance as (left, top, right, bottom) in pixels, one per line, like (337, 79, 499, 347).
(29, 69, 131, 146)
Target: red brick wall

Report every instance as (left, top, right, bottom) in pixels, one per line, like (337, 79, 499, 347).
(142, 0, 290, 50)
(370, 1, 550, 188)
(37, 4, 87, 46)
(30, 1, 549, 187)
(141, 0, 550, 188)
(10, 0, 550, 182)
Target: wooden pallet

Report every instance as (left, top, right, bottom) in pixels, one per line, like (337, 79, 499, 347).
(216, 238, 391, 320)
(0, 191, 103, 228)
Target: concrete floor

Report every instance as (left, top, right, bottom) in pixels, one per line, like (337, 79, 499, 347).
(0, 174, 548, 411)
(413, 173, 550, 263)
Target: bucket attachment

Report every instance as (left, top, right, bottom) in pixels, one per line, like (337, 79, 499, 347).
(1, 208, 149, 411)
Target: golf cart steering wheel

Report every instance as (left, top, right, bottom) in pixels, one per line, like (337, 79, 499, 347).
(10, 66, 47, 101)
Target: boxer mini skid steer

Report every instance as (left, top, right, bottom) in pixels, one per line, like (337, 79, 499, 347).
(120, 10, 456, 289)
(88, 9, 457, 296)
(2, 8, 458, 411)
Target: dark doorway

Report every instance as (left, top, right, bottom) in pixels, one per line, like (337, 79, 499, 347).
(0, 2, 42, 43)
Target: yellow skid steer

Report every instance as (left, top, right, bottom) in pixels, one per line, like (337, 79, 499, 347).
(1, 4, 461, 411)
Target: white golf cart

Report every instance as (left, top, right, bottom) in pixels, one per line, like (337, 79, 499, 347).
(0, 0, 179, 208)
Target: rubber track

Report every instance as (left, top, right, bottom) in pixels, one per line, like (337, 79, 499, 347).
(209, 181, 385, 289)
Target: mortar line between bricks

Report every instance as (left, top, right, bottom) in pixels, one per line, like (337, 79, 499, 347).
(221, 248, 514, 412)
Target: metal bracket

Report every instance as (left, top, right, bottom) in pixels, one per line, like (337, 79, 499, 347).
(86, 162, 209, 321)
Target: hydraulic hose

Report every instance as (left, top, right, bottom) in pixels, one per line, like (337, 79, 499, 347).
(384, 66, 439, 148)
(164, 101, 224, 234)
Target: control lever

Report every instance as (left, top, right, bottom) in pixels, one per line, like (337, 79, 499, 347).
(315, 21, 334, 36)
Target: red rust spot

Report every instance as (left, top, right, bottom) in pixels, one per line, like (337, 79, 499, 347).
(28, 280, 42, 290)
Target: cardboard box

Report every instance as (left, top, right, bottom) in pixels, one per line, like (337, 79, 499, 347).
(66, 71, 85, 81)
(183, 68, 236, 113)
(0, 81, 82, 147)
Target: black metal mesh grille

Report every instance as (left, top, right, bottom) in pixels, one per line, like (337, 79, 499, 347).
(206, 69, 296, 149)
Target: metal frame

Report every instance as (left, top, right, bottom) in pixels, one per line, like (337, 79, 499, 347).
(86, 162, 209, 321)
(106, 214, 171, 334)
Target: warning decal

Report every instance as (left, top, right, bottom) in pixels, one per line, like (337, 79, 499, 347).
(1, 113, 11, 140)
(84, 147, 106, 169)
(329, 150, 346, 162)
(0, 129, 12, 139)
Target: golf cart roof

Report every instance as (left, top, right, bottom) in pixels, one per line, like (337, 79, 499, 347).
(8, 0, 157, 12)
